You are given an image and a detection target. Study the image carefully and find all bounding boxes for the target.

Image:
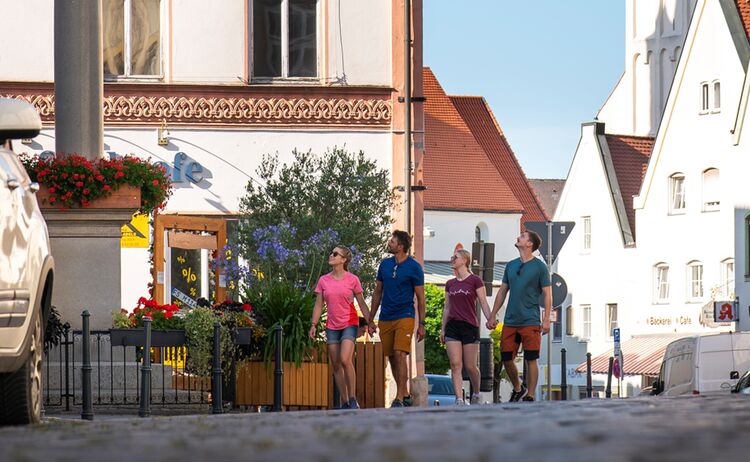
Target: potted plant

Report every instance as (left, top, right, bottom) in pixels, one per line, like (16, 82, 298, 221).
(20, 153, 171, 214)
(111, 297, 186, 347)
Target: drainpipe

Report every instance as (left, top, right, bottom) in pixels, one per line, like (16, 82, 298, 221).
(404, 0, 412, 235)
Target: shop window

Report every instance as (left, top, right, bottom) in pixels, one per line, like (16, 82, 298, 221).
(475, 226, 481, 242)
(565, 306, 574, 336)
(252, 0, 319, 79)
(103, 0, 162, 78)
(702, 168, 719, 211)
(606, 304, 618, 337)
(669, 173, 685, 213)
(654, 263, 670, 303)
(686, 261, 703, 301)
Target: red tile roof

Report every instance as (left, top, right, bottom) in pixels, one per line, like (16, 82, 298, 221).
(735, 0, 750, 41)
(605, 134, 655, 241)
(451, 95, 549, 224)
(422, 68, 522, 213)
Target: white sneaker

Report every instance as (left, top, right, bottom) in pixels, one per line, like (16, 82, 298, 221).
(470, 393, 481, 405)
(455, 398, 467, 406)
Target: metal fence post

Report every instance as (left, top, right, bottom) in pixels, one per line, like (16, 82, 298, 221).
(272, 325, 283, 412)
(63, 325, 70, 411)
(586, 352, 593, 399)
(212, 321, 223, 414)
(138, 317, 152, 417)
(606, 356, 614, 399)
(81, 311, 93, 420)
(560, 348, 567, 401)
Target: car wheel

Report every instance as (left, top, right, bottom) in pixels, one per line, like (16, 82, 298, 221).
(0, 311, 43, 425)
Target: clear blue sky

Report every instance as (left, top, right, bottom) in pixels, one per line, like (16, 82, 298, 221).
(424, 1, 625, 179)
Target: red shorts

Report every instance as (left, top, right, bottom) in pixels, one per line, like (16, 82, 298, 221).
(500, 325, 542, 361)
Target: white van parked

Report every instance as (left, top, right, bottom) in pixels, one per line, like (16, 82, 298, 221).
(653, 331, 750, 396)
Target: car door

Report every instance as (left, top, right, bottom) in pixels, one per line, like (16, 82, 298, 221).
(0, 148, 23, 322)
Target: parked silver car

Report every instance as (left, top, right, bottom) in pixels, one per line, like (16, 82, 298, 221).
(427, 374, 457, 406)
(0, 98, 54, 425)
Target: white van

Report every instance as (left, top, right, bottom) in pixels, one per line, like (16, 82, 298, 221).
(653, 331, 750, 396)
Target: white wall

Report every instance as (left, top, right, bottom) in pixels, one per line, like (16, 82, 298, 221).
(0, 0, 54, 81)
(171, 0, 245, 82)
(633, 0, 743, 335)
(0, 0, 393, 86)
(553, 123, 638, 358)
(423, 210, 520, 263)
(327, 0, 391, 86)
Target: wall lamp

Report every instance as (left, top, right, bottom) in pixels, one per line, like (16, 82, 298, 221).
(157, 119, 170, 146)
(393, 184, 428, 192)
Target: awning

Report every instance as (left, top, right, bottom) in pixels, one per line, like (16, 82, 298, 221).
(575, 334, 690, 377)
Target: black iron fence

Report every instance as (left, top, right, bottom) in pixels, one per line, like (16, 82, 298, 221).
(43, 327, 210, 411)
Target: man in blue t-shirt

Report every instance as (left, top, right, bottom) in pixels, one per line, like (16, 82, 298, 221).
(368, 230, 425, 408)
(489, 230, 551, 403)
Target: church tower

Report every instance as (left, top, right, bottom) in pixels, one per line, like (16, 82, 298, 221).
(599, 0, 698, 136)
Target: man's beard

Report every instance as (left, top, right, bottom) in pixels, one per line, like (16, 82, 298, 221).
(387, 246, 396, 254)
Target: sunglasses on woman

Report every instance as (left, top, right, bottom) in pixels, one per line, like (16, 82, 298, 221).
(330, 251, 341, 257)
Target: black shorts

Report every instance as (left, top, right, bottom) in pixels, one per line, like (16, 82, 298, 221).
(444, 319, 480, 345)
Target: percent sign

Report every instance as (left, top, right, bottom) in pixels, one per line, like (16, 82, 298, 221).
(182, 267, 197, 283)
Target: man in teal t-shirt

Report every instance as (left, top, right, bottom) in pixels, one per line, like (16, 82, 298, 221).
(489, 230, 551, 402)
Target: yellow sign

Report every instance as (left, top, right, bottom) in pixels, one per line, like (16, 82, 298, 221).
(121, 213, 149, 248)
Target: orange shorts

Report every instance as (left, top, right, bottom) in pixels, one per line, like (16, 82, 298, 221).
(378, 317, 415, 356)
(500, 325, 542, 361)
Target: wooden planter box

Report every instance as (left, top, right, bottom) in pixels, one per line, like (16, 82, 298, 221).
(235, 360, 332, 409)
(234, 342, 386, 409)
(37, 184, 141, 209)
(109, 328, 187, 347)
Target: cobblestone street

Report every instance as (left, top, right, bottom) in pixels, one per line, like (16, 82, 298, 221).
(1, 395, 748, 462)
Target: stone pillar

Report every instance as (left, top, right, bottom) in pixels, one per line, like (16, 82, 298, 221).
(54, 0, 104, 160)
(44, 207, 137, 330)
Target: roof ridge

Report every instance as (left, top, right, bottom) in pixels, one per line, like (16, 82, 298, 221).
(476, 97, 551, 221)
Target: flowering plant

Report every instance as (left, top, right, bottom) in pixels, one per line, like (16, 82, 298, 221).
(112, 297, 184, 330)
(20, 153, 172, 214)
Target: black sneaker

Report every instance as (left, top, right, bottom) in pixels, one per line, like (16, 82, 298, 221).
(340, 401, 350, 409)
(509, 384, 528, 402)
(390, 399, 403, 408)
(521, 395, 535, 402)
(348, 397, 360, 409)
(402, 395, 413, 407)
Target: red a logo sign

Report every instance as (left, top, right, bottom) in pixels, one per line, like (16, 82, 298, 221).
(718, 303, 734, 321)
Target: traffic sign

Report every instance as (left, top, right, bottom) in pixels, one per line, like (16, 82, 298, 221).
(613, 327, 621, 357)
(538, 273, 568, 307)
(525, 221, 576, 265)
(613, 355, 622, 379)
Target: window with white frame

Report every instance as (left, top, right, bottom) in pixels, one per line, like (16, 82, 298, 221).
(582, 216, 591, 250)
(565, 306, 574, 336)
(103, 0, 162, 78)
(702, 168, 720, 211)
(700, 82, 709, 112)
(654, 263, 670, 303)
(713, 81, 721, 110)
(581, 305, 591, 341)
(687, 261, 703, 301)
(669, 174, 686, 213)
(721, 258, 734, 298)
(252, 0, 319, 79)
(606, 304, 618, 337)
